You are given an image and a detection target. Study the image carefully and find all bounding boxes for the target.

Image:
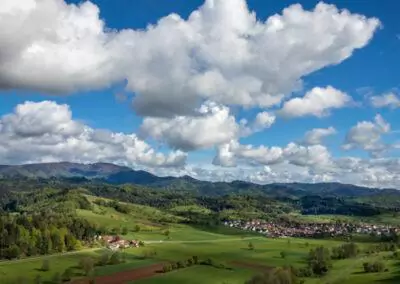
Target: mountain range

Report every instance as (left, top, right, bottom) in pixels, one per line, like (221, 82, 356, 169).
(0, 162, 398, 198)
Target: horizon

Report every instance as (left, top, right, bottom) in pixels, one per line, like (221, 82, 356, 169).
(0, 0, 399, 188)
(0, 161, 398, 190)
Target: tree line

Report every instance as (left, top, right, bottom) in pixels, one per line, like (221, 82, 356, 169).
(0, 211, 99, 260)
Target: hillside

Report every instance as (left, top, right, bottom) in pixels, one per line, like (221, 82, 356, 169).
(0, 162, 398, 198)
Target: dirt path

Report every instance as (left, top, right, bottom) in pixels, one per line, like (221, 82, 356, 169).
(72, 263, 165, 284)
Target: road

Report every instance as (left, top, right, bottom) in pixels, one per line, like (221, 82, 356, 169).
(144, 236, 262, 244)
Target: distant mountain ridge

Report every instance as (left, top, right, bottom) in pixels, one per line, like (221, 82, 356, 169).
(0, 162, 398, 197)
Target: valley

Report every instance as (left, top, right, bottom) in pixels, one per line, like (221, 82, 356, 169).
(1, 162, 400, 284)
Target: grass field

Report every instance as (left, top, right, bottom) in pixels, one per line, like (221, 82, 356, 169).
(3, 195, 400, 284)
(2, 224, 400, 284)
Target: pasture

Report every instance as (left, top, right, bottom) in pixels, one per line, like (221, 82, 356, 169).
(2, 225, 400, 283)
(2, 195, 400, 284)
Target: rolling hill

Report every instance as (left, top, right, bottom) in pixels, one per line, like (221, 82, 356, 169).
(0, 162, 398, 198)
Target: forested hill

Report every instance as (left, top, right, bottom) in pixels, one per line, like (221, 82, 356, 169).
(0, 162, 398, 198)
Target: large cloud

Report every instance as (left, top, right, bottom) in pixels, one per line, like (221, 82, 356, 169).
(213, 140, 332, 169)
(0, 0, 380, 117)
(0, 0, 127, 93)
(0, 101, 186, 167)
(139, 101, 276, 151)
(139, 101, 240, 151)
(279, 86, 351, 118)
(343, 114, 391, 157)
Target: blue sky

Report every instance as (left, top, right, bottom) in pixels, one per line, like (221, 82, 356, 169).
(0, 0, 399, 187)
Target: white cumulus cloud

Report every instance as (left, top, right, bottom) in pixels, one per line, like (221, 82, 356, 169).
(0, 101, 186, 167)
(0, 0, 380, 118)
(303, 127, 337, 145)
(279, 86, 351, 118)
(213, 140, 332, 169)
(343, 114, 391, 157)
(139, 101, 239, 151)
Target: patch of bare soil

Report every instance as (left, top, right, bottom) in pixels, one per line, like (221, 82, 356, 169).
(71, 263, 165, 284)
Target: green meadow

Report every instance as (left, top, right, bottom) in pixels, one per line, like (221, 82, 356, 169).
(4, 223, 399, 284)
(2, 195, 400, 284)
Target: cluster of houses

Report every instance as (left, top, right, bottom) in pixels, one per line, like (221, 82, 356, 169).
(224, 219, 399, 239)
(95, 235, 141, 251)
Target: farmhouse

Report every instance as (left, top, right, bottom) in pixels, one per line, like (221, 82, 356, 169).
(100, 235, 141, 250)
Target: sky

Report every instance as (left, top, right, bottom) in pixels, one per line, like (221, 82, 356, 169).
(0, 0, 399, 188)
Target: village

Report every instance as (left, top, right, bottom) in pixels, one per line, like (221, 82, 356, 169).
(95, 235, 142, 251)
(223, 219, 400, 239)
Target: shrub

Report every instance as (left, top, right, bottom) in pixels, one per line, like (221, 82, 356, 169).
(192, 255, 199, 264)
(109, 253, 121, 265)
(171, 262, 178, 270)
(201, 258, 215, 266)
(363, 261, 386, 273)
(62, 268, 74, 282)
(176, 261, 185, 269)
(245, 266, 299, 284)
(186, 258, 194, 266)
(296, 267, 313, 277)
(280, 251, 287, 259)
(162, 264, 173, 273)
(307, 246, 332, 275)
(331, 243, 359, 260)
(80, 257, 95, 276)
(248, 242, 254, 250)
(138, 241, 145, 247)
(41, 259, 50, 272)
(98, 252, 110, 266)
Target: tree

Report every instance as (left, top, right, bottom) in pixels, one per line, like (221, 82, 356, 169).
(121, 227, 128, 235)
(4, 245, 20, 259)
(245, 266, 300, 284)
(307, 246, 332, 275)
(248, 242, 254, 251)
(133, 225, 141, 232)
(332, 243, 359, 260)
(80, 257, 95, 276)
(164, 230, 170, 237)
(41, 259, 50, 272)
(280, 251, 287, 259)
(163, 263, 173, 273)
(363, 261, 386, 273)
(99, 251, 110, 266)
(62, 268, 74, 282)
(109, 252, 121, 265)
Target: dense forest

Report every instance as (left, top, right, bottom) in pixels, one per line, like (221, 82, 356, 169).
(0, 211, 100, 260)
